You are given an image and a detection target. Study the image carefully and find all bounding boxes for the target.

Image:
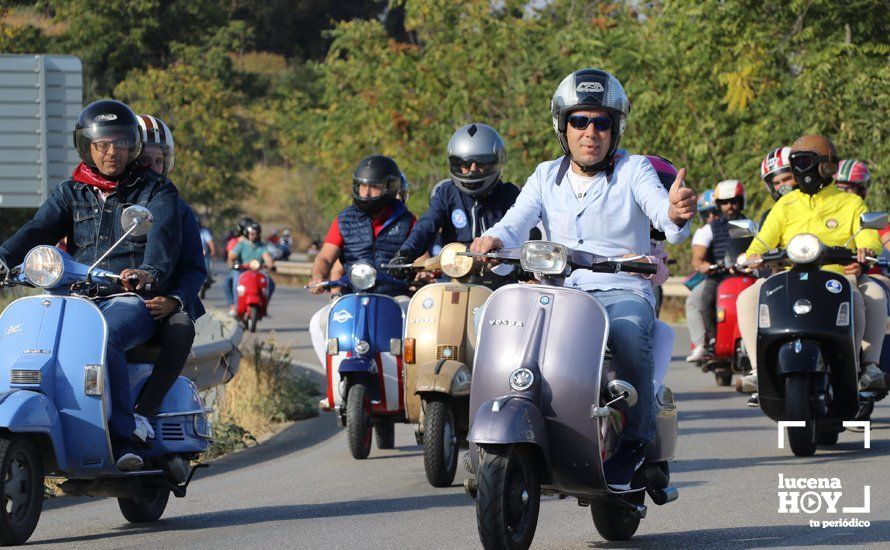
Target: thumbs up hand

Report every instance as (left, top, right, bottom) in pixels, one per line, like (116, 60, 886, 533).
(667, 168, 696, 226)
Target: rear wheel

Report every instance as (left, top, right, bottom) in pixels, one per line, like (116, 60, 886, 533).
(374, 418, 395, 450)
(248, 305, 259, 333)
(0, 437, 43, 546)
(785, 375, 816, 456)
(346, 384, 373, 459)
(591, 490, 645, 541)
(714, 368, 733, 386)
(815, 429, 839, 446)
(423, 398, 458, 488)
(118, 484, 170, 523)
(475, 445, 540, 550)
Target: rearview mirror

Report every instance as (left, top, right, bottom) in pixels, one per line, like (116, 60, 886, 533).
(860, 212, 888, 230)
(121, 205, 154, 237)
(728, 219, 758, 239)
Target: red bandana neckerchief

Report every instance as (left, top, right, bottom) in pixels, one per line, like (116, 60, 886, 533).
(71, 162, 126, 193)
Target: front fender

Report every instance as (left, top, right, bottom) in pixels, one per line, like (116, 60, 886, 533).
(468, 396, 549, 455)
(777, 340, 825, 375)
(338, 356, 376, 375)
(0, 390, 66, 471)
(416, 360, 471, 397)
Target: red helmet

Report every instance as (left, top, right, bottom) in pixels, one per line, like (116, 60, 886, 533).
(835, 159, 870, 197)
(760, 146, 792, 200)
(714, 179, 745, 210)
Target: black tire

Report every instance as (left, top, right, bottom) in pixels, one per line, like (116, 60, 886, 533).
(591, 490, 645, 541)
(475, 445, 540, 550)
(785, 375, 816, 456)
(118, 485, 170, 523)
(374, 418, 395, 450)
(715, 369, 733, 387)
(0, 437, 43, 546)
(423, 398, 458, 488)
(248, 305, 259, 333)
(346, 384, 373, 459)
(816, 429, 839, 446)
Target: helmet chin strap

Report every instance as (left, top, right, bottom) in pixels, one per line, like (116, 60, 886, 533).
(572, 154, 614, 175)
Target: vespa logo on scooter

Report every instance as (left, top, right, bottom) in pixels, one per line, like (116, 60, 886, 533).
(332, 309, 353, 324)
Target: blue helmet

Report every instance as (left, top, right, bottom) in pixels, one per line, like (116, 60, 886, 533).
(697, 189, 716, 213)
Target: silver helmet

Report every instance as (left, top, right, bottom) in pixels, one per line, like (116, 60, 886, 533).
(550, 68, 630, 171)
(447, 123, 506, 197)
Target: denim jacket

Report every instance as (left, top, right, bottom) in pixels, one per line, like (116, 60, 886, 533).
(0, 167, 181, 293)
(168, 200, 207, 320)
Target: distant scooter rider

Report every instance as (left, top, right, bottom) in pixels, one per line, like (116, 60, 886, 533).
(133, 114, 207, 419)
(226, 222, 275, 316)
(0, 100, 181, 470)
(834, 159, 870, 199)
(389, 124, 520, 276)
(307, 155, 417, 367)
(759, 146, 796, 225)
(691, 179, 747, 353)
(685, 190, 720, 362)
(737, 135, 888, 397)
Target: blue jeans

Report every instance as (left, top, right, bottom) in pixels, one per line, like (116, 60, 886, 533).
(98, 296, 157, 448)
(590, 289, 656, 444)
(225, 269, 275, 307)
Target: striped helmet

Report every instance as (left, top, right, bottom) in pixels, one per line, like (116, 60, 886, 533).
(835, 159, 870, 197)
(761, 146, 793, 200)
(714, 179, 745, 210)
(137, 114, 175, 175)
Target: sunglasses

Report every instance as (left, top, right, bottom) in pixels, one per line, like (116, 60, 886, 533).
(789, 152, 831, 173)
(567, 114, 613, 132)
(91, 138, 131, 153)
(716, 197, 743, 206)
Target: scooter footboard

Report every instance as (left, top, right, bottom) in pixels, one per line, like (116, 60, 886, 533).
(0, 390, 67, 471)
(468, 397, 550, 477)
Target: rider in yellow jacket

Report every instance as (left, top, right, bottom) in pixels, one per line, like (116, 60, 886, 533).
(736, 135, 887, 406)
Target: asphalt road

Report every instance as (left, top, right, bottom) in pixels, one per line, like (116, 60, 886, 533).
(28, 267, 890, 549)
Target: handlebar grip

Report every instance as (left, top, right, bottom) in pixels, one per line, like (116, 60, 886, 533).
(619, 261, 658, 275)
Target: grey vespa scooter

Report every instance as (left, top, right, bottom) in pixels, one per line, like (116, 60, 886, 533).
(462, 241, 679, 548)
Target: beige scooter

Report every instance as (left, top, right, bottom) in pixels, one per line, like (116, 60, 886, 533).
(394, 243, 494, 487)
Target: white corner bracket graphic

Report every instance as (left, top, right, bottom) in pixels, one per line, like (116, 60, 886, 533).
(842, 421, 871, 448)
(842, 485, 871, 514)
(777, 421, 806, 449)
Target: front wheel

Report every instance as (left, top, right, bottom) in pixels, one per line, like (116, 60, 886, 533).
(475, 445, 540, 550)
(785, 375, 816, 456)
(248, 305, 259, 333)
(346, 384, 373, 459)
(423, 398, 458, 488)
(591, 490, 645, 541)
(374, 418, 395, 450)
(0, 438, 43, 546)
(118, 485, 170, 523)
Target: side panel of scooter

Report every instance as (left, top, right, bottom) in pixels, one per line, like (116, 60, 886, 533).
(327, 294, 404, 413)
(757, 271, 859, 421)
(134, 376, 210, 457)
(471, 285, 609, 494)
(714, 275, 755, 357)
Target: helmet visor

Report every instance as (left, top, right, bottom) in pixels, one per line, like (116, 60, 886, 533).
(448, 154, 500, 185)
(76, 124, 142, 166)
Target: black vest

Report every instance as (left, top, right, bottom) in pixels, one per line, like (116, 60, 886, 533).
(707, 216, 746, 270)
(338, 202, 413, 296)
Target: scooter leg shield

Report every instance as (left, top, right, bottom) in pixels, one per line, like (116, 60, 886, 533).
(0, 390, 67, 471)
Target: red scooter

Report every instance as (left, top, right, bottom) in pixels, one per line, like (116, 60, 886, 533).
(235, 260, 270, 333)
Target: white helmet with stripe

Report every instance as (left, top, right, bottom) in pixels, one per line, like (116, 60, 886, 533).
(137, 114, 175, 175)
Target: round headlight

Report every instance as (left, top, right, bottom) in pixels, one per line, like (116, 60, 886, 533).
(23, 246, 64, 288)
(349, 263, 377, 291)
(787, 233, 822, 264)
(439, 242, 474, 279)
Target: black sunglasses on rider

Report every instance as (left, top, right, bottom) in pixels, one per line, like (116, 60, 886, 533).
(789, 151, 831, 173)
(566, 114, 613, 132)
(715, 197, 743, 207)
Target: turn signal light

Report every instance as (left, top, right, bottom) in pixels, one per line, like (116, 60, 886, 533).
(405, 338, 416, 364)
(716, 308, 725, 323)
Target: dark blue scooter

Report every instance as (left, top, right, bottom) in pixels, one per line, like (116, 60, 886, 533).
(309, 263, 410, 459)
(0, 206, 210, 545)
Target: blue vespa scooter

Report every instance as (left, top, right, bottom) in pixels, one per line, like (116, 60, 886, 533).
(310, 263, 410, 460)
(0, 206, 211, 545)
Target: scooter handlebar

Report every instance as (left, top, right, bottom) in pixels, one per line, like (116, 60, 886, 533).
(616, 261, 658, 275)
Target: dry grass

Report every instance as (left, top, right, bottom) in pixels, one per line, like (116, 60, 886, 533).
(242, 165, 328, 249)
(1, 7, 67, 37)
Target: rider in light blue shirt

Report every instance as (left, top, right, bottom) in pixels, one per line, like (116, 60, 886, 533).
(472, 69, 696, 491)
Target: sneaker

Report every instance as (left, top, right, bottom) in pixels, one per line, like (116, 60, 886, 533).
(685, 344, 707, 363)
(603, 440, 647, 491)
(859, 363, 888, 392)
(132, 414, 155, 444)
(737, 373, 758, 394)
(747, 393, 759, 407)
(116, 453, 144, 471)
